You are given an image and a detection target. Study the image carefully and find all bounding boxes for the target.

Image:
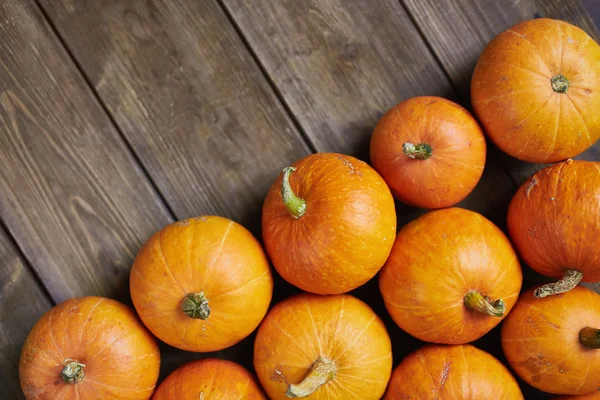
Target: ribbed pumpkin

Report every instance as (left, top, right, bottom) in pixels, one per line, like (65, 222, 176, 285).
(262, 153, 396, 294)
(130, 216, 273, 352)
(502, 286, 600, 395)
(472, 18, 600, 163)
(370, 96, 486, 209)
(19, 297, 160, 399)
(508, 160, 600, 297)
(254, 293, 392, 400)
(380, 207, 522, 344)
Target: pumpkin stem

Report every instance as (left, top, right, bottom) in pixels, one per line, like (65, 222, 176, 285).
(534, 269, 583, 298)
(285, 355, 336, 398)
(59, 359, 85, 384)
(464, 290, 505, 317)
(182, 292, 210, 319)
(551, 74, 569, 93)
(580, 327, 600, 349)
(402, 143, 432, 160)
(281, 167, 306, 219)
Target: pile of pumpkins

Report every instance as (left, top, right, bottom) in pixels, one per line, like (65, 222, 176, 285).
(18, 18, 600, 399)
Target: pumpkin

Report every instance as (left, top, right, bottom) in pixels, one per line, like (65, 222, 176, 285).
(384, 344, 523, 399)
(262, 153, 396, 294)
(380, 207, 522, 344)
(254, 293, 392, 400)
(471, 18, 600, 163)
(153, 358, 265, 399)
(502, 286, 600, 395)
(130, 216, 273, 352)
(370, 96, 486, 209)
(19, 297, 160, 399)
(507, 160, 600, 297)
(554, 393, 600, 400)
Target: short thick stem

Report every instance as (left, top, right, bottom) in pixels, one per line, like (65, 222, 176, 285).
(60, 359, 85, 384)
(182, 292, 210, 319)
(402, 143, 432, 160)
(534, 269, 583, 298)
(580, 327, 600, 349)
(551, 74, 569, 93)
(464, 290, 505, 317)
(281, 167, 306, 219)
(286, 356, 336, 398)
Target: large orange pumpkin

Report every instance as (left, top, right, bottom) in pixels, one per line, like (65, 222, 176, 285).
(130, 216, 273, 352)
(262, 153, 396, 294)
(502, 286, 600, 395)
(384, 344, 523, 399)
(153, 358, 265, 399)
(380, 207, 522, 344)
(472, 18, 600, 163)
(19, 297, 160, 399)
(254, 293, 392, 400)
(370, 96, 486, 209)
(508, 160, 600, 297)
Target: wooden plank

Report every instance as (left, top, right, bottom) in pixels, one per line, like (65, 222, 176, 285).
(0, 225, 52, 400)
(0, 0, 172, 302)
(38, 0, 312, 230)
(402, 0, 600, 185)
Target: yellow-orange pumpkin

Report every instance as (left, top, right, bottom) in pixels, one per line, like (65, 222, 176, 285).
(130, 216, 273, 352)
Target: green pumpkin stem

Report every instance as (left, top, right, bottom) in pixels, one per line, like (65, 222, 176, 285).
(182, 292, 210, 319)
(534, 269, 583, 298)
(60, 359, 85, 384)
(402, 143, 432, 160)
(281, 167, 306, 219)
(551, 74, 569, 93)
(464, 290, 505, 317)
(285, 355, 336, 398)
(580, 327, 600, 349)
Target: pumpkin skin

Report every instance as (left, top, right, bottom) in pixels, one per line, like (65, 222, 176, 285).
(370, 96, 486, 209)
(384, 344, 523, 399)
(130, 216, 273, 352)
(254, 293, 392, 400)
(19, 297, 160, 399)
(554, 392, 600, 400)
(472, 18, 600, 163)
(502, 286, 600, 395)
(262, 153, 396, 294)
(152, 358, 265, 399)
(380, 207, 522, 344)
(507, 160, 600, 297)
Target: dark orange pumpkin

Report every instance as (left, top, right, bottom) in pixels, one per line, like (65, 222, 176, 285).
(554, 392, 600, 400)
(384, 344, 523, 399)
(152, 358, 265, 399)
(472, 18, 600, 163)
(380, 207, 522, 344)
(502, 286, 600, 395)
(130, 216, 273, 352)
(262, 153, 396, 294)
(254, 293, 392, 400)
(507, 160, 600, 297)
(19, 297, 160, 399)
(370, 96, 486, 209)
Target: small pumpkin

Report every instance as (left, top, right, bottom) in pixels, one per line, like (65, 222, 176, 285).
(130, 216, 273, 352)
(254, 293, 392, 400)
(380, 207, 522, 344)
(153, 358, 265, 399)
(370, 96, 486, 209)
(19, 297, 160, 399)
(507, 160, 600, 297)
(384, 344, 523, 399)
(502, 286, 600, 395)
(554, 393, 600, 400)
(472, 18, 600, 163)
(262, 153, 396, 294)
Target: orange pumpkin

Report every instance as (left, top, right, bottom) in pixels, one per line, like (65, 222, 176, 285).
(254, 293, 392, 400)
(19, 297, 160, 399)
(152, 358, 265, 399)
(130, 216, 273, 352)
(554, 393, 600, 400)
(370, 96, 486, 209)
(507, 160, 600, 298)
(502, 286, 600, 395)
(472, 18, 600, 163)
(380, 207, 522, 344)
(262, 153, 396, 294)
(384, 344, 523, 399)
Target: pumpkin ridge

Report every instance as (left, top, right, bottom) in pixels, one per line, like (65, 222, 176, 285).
(77, 298, 106, 357)
(478, 60, 549, 80)
(556, 20, 565, 76)
(304, 297, 324, 354)
(505, 29, 553, 76)
(544, 94, 562, 159)
(564, 94, 593, 145)
(203, 220, 234, 287)
(515, 92, 554, 128)
(157, 232, 186, 296)
(46, 310, 64, 361)
(334, 314, 376, 361)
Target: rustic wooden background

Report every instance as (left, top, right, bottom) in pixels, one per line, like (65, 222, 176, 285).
(0, 1, 598, 398)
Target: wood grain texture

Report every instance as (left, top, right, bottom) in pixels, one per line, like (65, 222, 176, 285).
(402, 0, 600, 185)
(0, 0, 172, 302)
(38, 0, 312, 229)
(0, 226, 51, 400)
